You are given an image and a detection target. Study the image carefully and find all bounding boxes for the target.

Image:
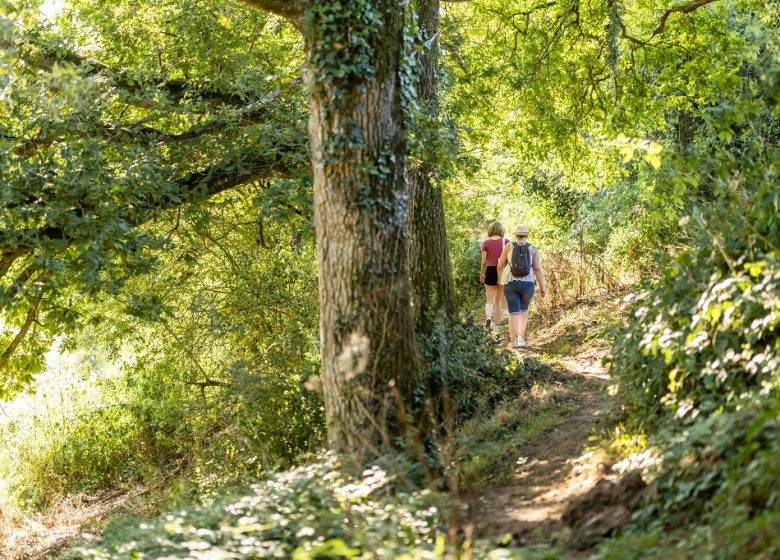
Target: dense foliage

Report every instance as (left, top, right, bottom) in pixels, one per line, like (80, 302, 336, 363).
(2, 0, 780, 557)
(69, 455, 443, 559)
(602, 10, 780, 556)
(0, 188, 324, 507)
(0, 0, 309, 393)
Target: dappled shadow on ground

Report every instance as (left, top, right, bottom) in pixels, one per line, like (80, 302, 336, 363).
(471, 315, 617, 550)
(471, 389, 613, 547)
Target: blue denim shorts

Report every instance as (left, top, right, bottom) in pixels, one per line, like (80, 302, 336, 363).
(504, 280, 535, 314)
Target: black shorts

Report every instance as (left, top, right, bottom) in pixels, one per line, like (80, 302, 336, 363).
(484, 266, 499, 286)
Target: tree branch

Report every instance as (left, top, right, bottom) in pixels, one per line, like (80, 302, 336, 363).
(651, 0, 721, 39)
(119, 78, 303, 142)
(2, 36, 273, 108)
(239, 0, 312, 29)
(0, 289, 44, 366)
(3, 256, 50, 303)
(0, 143, 302, 254)
(4, 77, 303, 155)
(621, 22, 650, 47)
(441, 43, 468, 73)
(186, 379, 230, 388)
(0, 248, 32, 278)
(621, 0, 723, 47)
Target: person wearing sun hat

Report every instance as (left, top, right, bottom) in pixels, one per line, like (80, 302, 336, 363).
(496, 225, 546, 348)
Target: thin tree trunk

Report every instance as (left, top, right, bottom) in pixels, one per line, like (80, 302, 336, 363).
(407, 0, 456, 329)
(303, 1, 421, 463)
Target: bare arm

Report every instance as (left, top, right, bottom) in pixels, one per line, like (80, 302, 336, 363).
(480, 250, 487, 282)
(533, 247, 546, 295)
(497, 243, 511, 280)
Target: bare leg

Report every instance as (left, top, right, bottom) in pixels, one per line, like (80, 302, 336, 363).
(484, 285, 497, 323)
(508, 312, 520, 342)
(518, 311, 529, 339)
(492, 285, 503, 324)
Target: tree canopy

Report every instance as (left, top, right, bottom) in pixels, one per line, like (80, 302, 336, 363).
(1, 0, 309, 392)
(1, 1, 779, 556)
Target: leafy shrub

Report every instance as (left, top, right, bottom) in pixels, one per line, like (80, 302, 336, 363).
(614, 255, 780, 422)
(419, 317, 538, 425)
(447, 235, 484, 311)
(599, 401, 780, 559)
(0, 189, 327, 509)
(607, 38, 780, 534)
(650, 397, 780, 516)
(579, 174, 681, 276)
(69, 454, 443, 560)
(0, 350, 325, 509)
(611, 53, 780, 426)
(67, 452, 570, 560)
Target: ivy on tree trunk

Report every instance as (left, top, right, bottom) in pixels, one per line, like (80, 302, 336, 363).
(248, 0, 424, 464)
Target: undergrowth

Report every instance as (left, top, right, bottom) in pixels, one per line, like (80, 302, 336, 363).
(457, 385, 575, 489)
(67, 454, 442, 560)
(54, 316, 569, 559)
(594, 47, 780, 560)
(0, 340, 324, 512)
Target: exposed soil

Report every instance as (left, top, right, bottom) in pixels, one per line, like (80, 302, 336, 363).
(1, 304, 625, 559)
(0, 491, 133, 560)
(471, 316, 619, 550)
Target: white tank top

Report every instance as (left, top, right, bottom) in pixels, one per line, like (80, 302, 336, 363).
(502, 243, 535, 284)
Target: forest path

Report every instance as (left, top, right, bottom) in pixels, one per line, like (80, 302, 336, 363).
(0, 490, 135, 560)
(470, 307, 618, 550)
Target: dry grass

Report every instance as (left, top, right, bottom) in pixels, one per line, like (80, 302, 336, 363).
(534, 249, 624, 322)
(0, 488, 148, 560)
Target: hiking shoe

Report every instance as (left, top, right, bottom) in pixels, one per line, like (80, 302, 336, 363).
(512, 336, 522, 348)
(518, 336, 526, 347)
(485, 318, 491, 330)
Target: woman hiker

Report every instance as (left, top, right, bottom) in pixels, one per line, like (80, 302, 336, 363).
(480, 221, 509, 332)
(497, 225, 546, 348)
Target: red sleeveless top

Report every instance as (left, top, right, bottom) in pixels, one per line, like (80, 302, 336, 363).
(481, 237, 509, 266)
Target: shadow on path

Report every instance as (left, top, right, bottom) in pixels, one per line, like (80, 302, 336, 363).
(471, 330, 616, 548)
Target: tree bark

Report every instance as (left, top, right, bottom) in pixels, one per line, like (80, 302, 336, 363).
(302, 1, 420, 462)
(407, 0, 456, 329)
(234, 0, 425, 463)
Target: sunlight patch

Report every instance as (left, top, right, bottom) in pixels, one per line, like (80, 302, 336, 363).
(39, 0, 64, 20)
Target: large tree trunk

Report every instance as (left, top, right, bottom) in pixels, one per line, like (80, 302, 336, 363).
(243, 0, 424, 463)
(407, 0, 456, 329)
(302, 1, 421, 462)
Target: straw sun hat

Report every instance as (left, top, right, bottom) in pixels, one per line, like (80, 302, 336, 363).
(513, 225, 530, 236)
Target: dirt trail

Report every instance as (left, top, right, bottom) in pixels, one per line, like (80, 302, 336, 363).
(472, 322, 616, 548)
(0, 492, 132, 560)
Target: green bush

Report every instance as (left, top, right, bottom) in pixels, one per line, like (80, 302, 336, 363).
(69, 454, 443, 560)
(0, 351, 325, 509)
(68, 452, 570, 560)
(611, 57, 780, 427)
(599, 402, 780, 559)
(614, 254, 780, 423)
(0, 195, 326, 508)
(605, 41, 780, 544)
(419, 316, 536, 425)
(448, 235, 484, 311)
